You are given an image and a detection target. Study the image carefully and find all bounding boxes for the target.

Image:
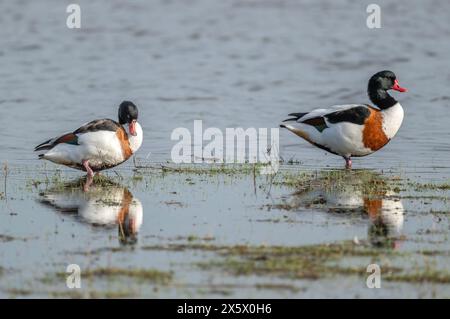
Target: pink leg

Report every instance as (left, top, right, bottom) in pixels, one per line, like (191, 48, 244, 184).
(82, 160, 94, 177)
(344, 156, 352, 169)
(83, 175, 93, 192)
(82, 160, 94, 192)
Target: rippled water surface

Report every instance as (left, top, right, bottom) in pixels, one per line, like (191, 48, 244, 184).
(1, 0, 450, 298)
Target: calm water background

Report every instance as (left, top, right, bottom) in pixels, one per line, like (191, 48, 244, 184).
(1, 0, 450, 298)
(0, 0, 449, 169)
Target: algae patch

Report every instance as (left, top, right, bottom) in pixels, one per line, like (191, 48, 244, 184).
(136, 241, 450, 285)
(47, 267, 173, 285)
(80, 268, 173, 284)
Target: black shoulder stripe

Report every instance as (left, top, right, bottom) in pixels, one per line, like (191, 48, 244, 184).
(325, 106, 370, 125)
(74, 119, 121, 134)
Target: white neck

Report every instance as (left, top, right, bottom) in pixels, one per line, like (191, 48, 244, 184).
(381, 102, 404, 139)
(126, 122, 143, 153)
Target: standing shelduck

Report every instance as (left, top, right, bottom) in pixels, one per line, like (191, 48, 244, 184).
(35, 101, 143, 188)
(281, 70, 407, 168)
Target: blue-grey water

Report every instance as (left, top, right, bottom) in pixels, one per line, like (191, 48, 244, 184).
(1, 0, 450, 298)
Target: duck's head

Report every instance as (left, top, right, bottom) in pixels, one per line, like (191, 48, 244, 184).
(118, 101, 139, 136)
(367, 71, 407, 109)
(368, 70, 407, 93)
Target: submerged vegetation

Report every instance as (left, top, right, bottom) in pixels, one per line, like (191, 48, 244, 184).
(408, 182, 450, 191)
(2, 162, 450, 297)
(23, 161, 450, 199)
(199, 241, 450, 284)
(143, 162, 271, 176)
(81, 241, 450, 285)
(1, 162, 7, 200)
(56, 267, 173, 284)
(31, 173, 119, 190)
(272, 169, 400, 195)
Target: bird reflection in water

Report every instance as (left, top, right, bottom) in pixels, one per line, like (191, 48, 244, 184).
(365, 196, 403, 248)
(286, 170, 404, 248)
(39, 177, 143, 245)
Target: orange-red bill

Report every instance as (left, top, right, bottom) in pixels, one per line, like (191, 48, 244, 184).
(129, 121, 137, 136)
(392, 79, 407, 92)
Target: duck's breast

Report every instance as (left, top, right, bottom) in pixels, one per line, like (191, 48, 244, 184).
(381, 102, 404, 139)
(360, 109, 390, 152)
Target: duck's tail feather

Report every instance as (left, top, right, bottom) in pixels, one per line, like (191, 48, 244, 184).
(280, 123, 312, 143)
(282, 112, 309, 122)
(34, 133, 79, 152)
(34, 138, 55, 151)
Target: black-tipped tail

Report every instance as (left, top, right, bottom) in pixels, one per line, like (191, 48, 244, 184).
(34, 138, 53, 152)
(288, 112, 308, 118)
(282, 112, 308, 123)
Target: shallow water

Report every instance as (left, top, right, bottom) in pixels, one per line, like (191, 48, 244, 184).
(1, 0, 450, 298)
(1, 167, 449, 298)
(1, 0, 449, 168)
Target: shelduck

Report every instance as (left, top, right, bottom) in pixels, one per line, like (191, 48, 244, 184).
(281, 71, 407, 168)
(35, 101, 143, 187)
(40, 180, 143, 244)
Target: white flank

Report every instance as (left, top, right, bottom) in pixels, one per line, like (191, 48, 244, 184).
(43, 131, 124, 168)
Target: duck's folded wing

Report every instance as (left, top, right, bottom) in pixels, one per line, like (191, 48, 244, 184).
(73, 119, 121, 134)
(324, 105, 372, 125)
(74, 119, 127, 157)
(34, 119, 121, 152)
(283, 104, 372, 132)
(34, 132, 79, 151)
